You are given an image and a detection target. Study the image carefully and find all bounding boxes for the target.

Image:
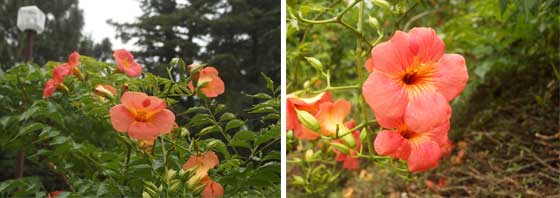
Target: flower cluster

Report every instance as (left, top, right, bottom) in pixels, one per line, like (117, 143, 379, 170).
(183, 151, 224, 198)
(362, 27, 468, 172)
(287, 92, 361, 170)
(41, 49, 227, 196)
(42, 52, 80, 98)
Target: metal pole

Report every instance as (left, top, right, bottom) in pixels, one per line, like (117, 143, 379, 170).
(23, 30, 35, 62)
(15, 30, 36, 178)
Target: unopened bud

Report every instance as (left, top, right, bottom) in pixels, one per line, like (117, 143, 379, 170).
(296, 109, 320, 132)
(330, 142, 350, 155)
(292, 176, 305, 185)
(341, 131, 357, 148)
(304, 149, 314, 161)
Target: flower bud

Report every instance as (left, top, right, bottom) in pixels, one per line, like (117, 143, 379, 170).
(372, 0, 391, 9)
(330, 142, 350, 155)
(360, 128, 368, 142)
(295, 109, 320, 133)
(341, 130, 357, 148)
(304, 149, 314, 161)
(292, 176, 305, 186)
(164, 169, 177, 183)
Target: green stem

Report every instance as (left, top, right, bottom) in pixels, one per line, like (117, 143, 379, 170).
(160, 137, 169, 197)
(162, 136, 190, 152)
(123, 144, 132, 186)
(296, 0, 372, 48)
(309, 84, 360, 94)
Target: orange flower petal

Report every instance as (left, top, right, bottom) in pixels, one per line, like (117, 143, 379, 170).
(374, 130, 407, 156)
(316, 99, 351, 136)
(113, 49, 142, 77)
(109, 104, 135, 132)
(200, 76, 225, 98)
(364, 57, 375, 73)
(121, 91, 149, 110)
(370, 31, 414, 74)
(150, 109, 176, 135)
(407, 140, 442, 172)
(53, 63, 71, 83)
(183, 151, 220, 176)
(127, 122, 163, 139)
(68, 51, 80, 68)
(201, 179, 224, 198)
(434, 54, 469, 101)
(363, 71, 408, 128)
(43, 79, 57, 98)
(404, 91, 451, 133)
(189, 67, 225, 98)
(293, 124, 320, 140)
(408, 27, 445, 64)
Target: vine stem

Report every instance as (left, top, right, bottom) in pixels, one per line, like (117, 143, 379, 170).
(309, 84, 360, 94)
(297, 0, 373, 48)
(160, 137, 169, 197)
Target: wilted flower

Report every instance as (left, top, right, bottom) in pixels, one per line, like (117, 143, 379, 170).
(362, 27, 468, 132)
(113, 49, 142, 77)
(188, 66, 225, 98)
(109, 92, 175, 139)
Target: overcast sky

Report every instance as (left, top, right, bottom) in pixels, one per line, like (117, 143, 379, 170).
(79, 0, 142, 50)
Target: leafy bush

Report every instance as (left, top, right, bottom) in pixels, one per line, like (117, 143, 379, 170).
(0, 52, 280, 197)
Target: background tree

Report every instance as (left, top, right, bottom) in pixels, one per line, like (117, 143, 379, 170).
(111, 0, 281, 116)
(0, 0, 113, 69)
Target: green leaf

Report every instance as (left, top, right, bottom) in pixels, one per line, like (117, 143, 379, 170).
(50, 136, 71, 145)
(225, 119, 244, 131)
(189, 114, 215, 127)
(198, 125, 221, 136)
(184, 106, 208, 114)
(219, 113, 236, 122)
(233, 130, 257, 141)
(228, 140, 251, 149)
(248, 93, 273, 99)
(37, 127, 60, 142)
(11, 122, 44, 142)
(261, 73, 275, 92)
(206, 139, 230, 159)
(255, 125, 280, 146)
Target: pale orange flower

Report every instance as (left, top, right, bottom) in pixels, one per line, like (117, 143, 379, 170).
(200, 176, 224, 198)
(109, 92, 175, 139)
(188, 67, 225, 98)
(286, 92, 333, 140)
(315, 99, 352, 136)
(113, 49, 142, 77)
(362, 27, 468, 132)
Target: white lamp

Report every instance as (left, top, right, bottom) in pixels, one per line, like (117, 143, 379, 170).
(17, 5, 46, 34)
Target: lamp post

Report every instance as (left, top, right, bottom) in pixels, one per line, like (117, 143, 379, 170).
(17, 5, 45, 62)
(15, 5, 45, 179)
